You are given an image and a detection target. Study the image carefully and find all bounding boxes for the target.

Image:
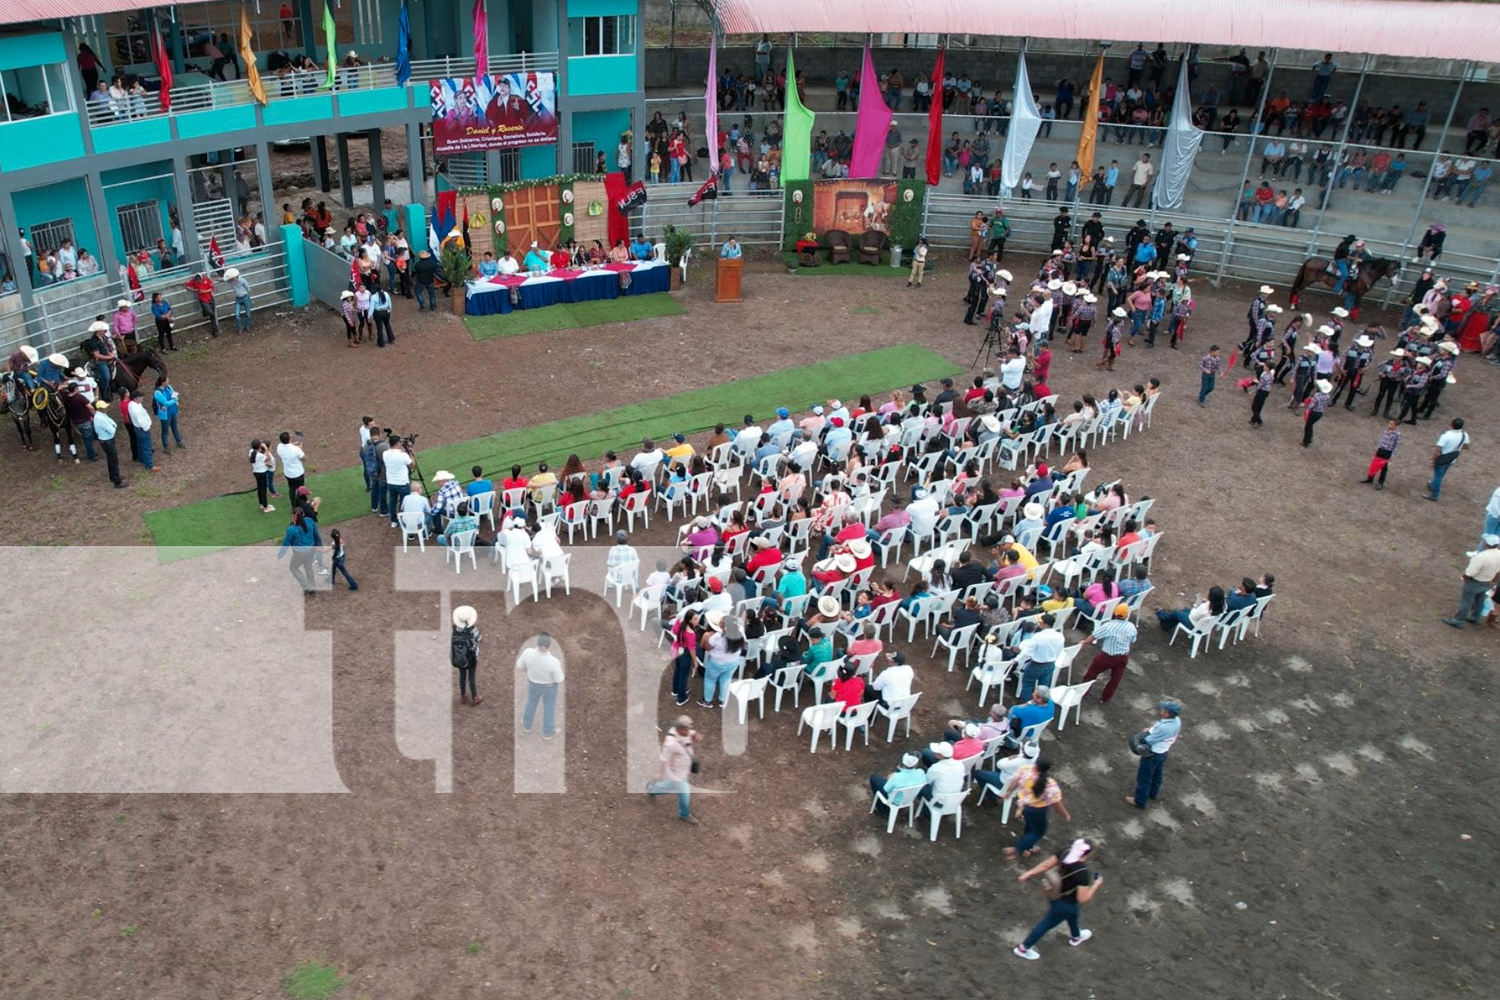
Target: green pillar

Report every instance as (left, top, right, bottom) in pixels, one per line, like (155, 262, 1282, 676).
(405, 204, 428, 250)
(280, 223, 309, 307)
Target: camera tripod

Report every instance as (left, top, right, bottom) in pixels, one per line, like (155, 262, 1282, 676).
(971, 323, 1004, 370)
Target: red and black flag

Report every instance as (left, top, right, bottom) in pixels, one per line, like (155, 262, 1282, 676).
(687, 175, 718, 208)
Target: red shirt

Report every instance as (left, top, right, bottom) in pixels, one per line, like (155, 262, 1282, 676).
(951, 736, 984, 760)
(185, 276, 215, 303)
(747, 547, 783, 574)
(853, 552, 876, 572)
(502, 476, 529, 491)
(551, 249, 571, 268)
(830, 675, 865, 712)
(1033, 349, 1053, 383)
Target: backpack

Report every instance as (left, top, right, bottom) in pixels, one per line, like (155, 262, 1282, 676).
(450, 627, 476, 668)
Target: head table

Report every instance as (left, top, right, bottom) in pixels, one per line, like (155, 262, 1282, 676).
(463, 259, 671, 316)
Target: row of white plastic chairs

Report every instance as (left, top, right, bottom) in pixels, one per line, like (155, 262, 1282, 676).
(1166, 594, 1277, 658)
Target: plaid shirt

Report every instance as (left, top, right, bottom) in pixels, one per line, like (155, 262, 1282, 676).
(1090, 618, 1139, 655)
(1377, 427, 1401, 454)
(1307, 391, 1330, 414)
(1256, 369, 1274, 391)
(435, 480, 465, 516)
(1200, 354, 1223, 375)
(1118, 576, 1152, 599)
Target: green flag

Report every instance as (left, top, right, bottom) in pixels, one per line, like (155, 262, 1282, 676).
(781, 49, 814, 184)
(322, 0, 337, 89)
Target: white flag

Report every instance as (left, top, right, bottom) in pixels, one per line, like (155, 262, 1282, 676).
(999, 53, 1042, 197)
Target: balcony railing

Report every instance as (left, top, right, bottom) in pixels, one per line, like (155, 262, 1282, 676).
(84, 52, 559, 129)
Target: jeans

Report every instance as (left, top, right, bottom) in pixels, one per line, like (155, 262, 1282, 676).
(134, 426, 154, 469)
(72, 421, 97, 461)
(415, 282, 436, 310)
(1198, 372, 1216, 403)
(1016, 804, 1050, 853)
(287, 551, 316, 592)
(1132, 751, 1167, 806)
(671, 650, 693, 703)
(371, 476, 386, 514)
(703, 657, 737, 703)
(234, 295, 252, 331)
(387, 482, 410, 524)
(374, 311, 394, 346)
(159, 412, 182, 449)
(1429, 457, 1457, 498)
(1022, 899, 1081, 949)
(458, 665, 477, 699)
(646, 778, 692, 818)
(523, 679, 559, 735)
(93, 365, 112, 401)
(1017, 659, 1054, 701)
(1481, 514, 1500, 551)
(331, 553, 358, 590)
(100, 437, 122, 484)
(1454, 578, 1492, 623)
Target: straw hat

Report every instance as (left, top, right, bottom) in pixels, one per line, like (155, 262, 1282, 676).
(846, 538, 872, 559)
(1315, 379, 1333, 393)
(1302, 343, 1320, 355)
(980, 414, 1002, 434)
(1061, 281, 1078, 296)
(1416, 356, 1434, 367)
(1051, 249, 1063, 257)
(223, 267, 240, 280)
(833, 553, 857, 573)
(115, 299, 131, 309)
(432, 470, 456, 482)
(1083, 293, 1097, 303)
(1439, 342, 1459, 355)
(47, 353, 68, 367)
(1266, 304, 1283, 314)
(340, 290, 354, 299)
(1022, 502, 1044, 520)
(452, 606, 478, 627)
(1389, 349, 1406, 357)
(1176, 253, 1190, 261)
(88, 320, 109, 333)
(1316, 324, 1334, 336)
(817, 595, 841, 617)
(18, 345, 37, 363)
(705, 610, 726, 632)
(1258, 285, 1274, 295)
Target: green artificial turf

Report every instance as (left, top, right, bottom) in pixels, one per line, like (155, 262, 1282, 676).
(464, 294, 686, 340)
(141, 344, 960, 555)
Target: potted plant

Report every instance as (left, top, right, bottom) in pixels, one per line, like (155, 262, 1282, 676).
(440, 242, 473, 315)
(663, 225, 693, 289)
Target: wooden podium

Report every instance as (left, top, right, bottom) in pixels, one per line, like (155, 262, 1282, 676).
(715, 257, 743, 302)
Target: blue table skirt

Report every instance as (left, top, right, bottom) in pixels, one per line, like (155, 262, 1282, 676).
(465, 264, 671, 317)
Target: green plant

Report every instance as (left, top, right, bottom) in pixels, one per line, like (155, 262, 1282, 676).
(281, 961, 349, 999)
(440, 242, 473, 287)
(467, 941, 482, 955)
(663, 225, 694, 266)
(119, 925, 138, 939)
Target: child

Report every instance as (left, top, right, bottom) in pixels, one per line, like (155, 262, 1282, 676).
(649, 147, 662, 183)
(1020, 172, 1035, 199)
(329, 529, 359, 590)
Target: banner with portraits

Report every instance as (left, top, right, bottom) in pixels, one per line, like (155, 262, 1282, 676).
(429, 72, 558, 154)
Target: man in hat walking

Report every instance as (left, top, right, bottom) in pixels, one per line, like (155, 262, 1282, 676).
(1397, 356, 1432, 425)
(647, 715, 702, 824)
(1127, 701, 1181, 808)
(452, 605, 482, 705)
(517, 632, 564, 736)
(1444, 535, 1500, 628)
(1331, 334, 1376, 410)
(1302, 379, 1332, 446)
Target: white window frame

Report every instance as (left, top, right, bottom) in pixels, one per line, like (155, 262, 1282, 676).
(581, 15, 634, 57)
(116, 199, 164, 254)
(29, 217, 76, 256)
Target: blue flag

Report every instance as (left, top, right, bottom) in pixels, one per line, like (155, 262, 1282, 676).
(396, 0, 412, 86)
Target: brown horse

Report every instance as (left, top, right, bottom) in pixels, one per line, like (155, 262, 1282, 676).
(0, 372, 36, 451)
(1287, 256, 1400, 319)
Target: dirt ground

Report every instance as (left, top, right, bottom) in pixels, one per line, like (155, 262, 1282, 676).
(1, 255, 1496, 999)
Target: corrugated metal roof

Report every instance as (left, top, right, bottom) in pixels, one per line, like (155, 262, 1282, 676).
(0, 0, 158, 26)
(710, 0, 1500, 63)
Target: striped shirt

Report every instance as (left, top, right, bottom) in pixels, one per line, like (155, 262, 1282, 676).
(1090, 618, 1138, 655)
(1376, 427, 1401, 454)
(1256, 369, 1274, 391)
(1200, 354, 1223, 375)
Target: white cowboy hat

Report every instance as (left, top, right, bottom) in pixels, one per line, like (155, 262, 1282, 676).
(529, 241, 538, 249)
(1315, 379, 1333, 393)
(705, 610, 726, 632)
(1050, 249, 1063, 257)
(223, 268, 240, 280)
(1421, 316, 1441, 330)
(452, 605, 478, 627)
(1439, 342, 1459, 354)
(833, 553, 857, 573)
(1389, 349, 1406, 357)
(1416, 356, 1434, 367)
(1331, 307, 1350, 318)
(1302, 343, 1320, 354)
(1022, 502, 1044, 520)
(749, 535, 773, 550)
(1061, 281, 1078, 296)
(432, 470, 456, 482)
(47, 353, 68, 366)
(1083, 293, 1097, 303)
(783, 556, 801, 571)
(816, 595, 840, 617)
(18, 345, 37, 363)
(1446, 373, 1457, 384)
(340, 290, 355, 299)
(1258, 285, 1274, 295)
(1355, 335, 1375, 348)
(1176, 253, 1190, 261)
(1265, 304, 1284, 314)
(997, 269, 1013, 282)
(1103, 236, 1114, 243)
(1047, 279, 1063, 290)
(980, 415, 1002, 434)
(115, 299, 130, 309)
(88, 320, 109, 333)
(846, 538, 872, 559)
(1316, 324, 1334, 336)
(1111, 306, 1127, 318)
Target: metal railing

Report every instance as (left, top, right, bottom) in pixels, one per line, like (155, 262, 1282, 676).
(640, 181, 785, 249)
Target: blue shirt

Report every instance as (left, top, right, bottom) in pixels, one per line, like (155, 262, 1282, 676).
(152, 300, 172, 319)
(1144, 716, 1181, 753)
(466, 478, 494, 496)
(277, 521, 318, 557)
(1226, 590, 1256, 611)
(720, 243, 742, 259)
(479, 258, 499, 277)
(522, 250, 549, 270)
(1009, 700, 1054, 731)
(153, 386, 179, 420)
(1105, 166, 1120, 187)
(630, 240, 652, 260)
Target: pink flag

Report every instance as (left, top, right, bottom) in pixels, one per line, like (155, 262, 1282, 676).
(849, 46, 892, 179)
(472, 0, 488, 80)
(705, 36, 718, 178)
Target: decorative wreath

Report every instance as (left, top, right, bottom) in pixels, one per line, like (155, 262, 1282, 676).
(563, 211, 575, 227)
(902, 189, 915, 203)
(491, 197, 504, 212)
(561, 189, 575, 204)
(792, 189, 804, 204)
(494, 220, 506, 234)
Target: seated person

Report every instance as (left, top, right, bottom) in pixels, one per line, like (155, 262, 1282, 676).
(1226, 577, 1258, 611)
(948, 549, 989, 590)
(829, 662, 866, 713)
(1253, 572, 1275, 598)
(478, 251, 500, 277)
(868, 650, 913, 706)
(630, 234, 654, 260)
(921, 721, 984, 765)
(936, 594, 984, 641)
(1007, 686, 1055, 743)
(521, 241, 549, 271)
(869, 752, 928, 813)
(437, 500, 477, 546)
(1155, 585, 1226, 632)
(918, 741, 966, 802)
(868, 577, 901, 608)
(496, 249, 520, 274)
(810, 551, 856, 590)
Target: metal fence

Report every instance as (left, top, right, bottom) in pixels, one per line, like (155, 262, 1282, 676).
(640, 181, 786, 248)
(304, 241, 356, 309)
(0, 247, 291, 358)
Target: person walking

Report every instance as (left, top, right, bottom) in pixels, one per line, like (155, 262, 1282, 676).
(92, 399, 124, 488)
(1002, 757, 1072, 860)
(518, 632, 565, 737)
(153, 376, 183, 453)
(1248, 361, 1274, 426)
(275, 508, 319, 594)
(327, 528, 358, 591)
(1012, 838, 1104, 961)
(1443, 535, 1500, 629)
(451, 605, 482, 705)
(1426, 417, 1470, 501)
(1126, 700, 1181, 809)
(646, 715, 702, 824)
(1197, 345, 1223, 405)
(1360, 419, 1401, 490)
(370, 282, 395, 347)
(1301, 379, 1332, 447)
(1078, 603, 1138, 702)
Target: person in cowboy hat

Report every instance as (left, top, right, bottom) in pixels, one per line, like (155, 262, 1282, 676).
(8, 343, 39, 391)
(1371, 348, 1409, 418)
(36, 351, 71, 388)
(1331, 333, 1377, 410)
(450, 605, 482, 705)
(647, 715, 702, 824)
(110, 299, 137, 351)
(1418, 341, 1460, 419)
(1302, 378, 1333, 447)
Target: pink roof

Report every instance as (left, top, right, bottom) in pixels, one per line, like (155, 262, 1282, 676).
(0, 0, 157, 23)
(711, 0, 1500, 63)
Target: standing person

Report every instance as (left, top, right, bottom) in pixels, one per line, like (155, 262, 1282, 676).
(250, 438, 276, 512)
(370, 282, 395, 347)
(1361, 420, 1401, 490)
(1426, 417, 1470, 501)
(647, 715, 702, 824)
(1482, 485, 1500, 547)
(1077, 604, 1138, 703)
(150, 293, 176, 350)
(1126, 701, 1181, 809)
(276, 508, 319, 594)
(1444, 535, 1500, 629)
(92, 400, 124, 488)
(518, 633, 565, 737)
(153, 376, 183, 453)
(383, 434, 414, 525)
(1013, 839, 1103, 961)
(184, 271, 220, 336)
(1197, 345, 1223, 406)
(412, 248, 438, 311)
(1302, 379, 1332, 447)
(1002, 757, 1072, 860)
(127, 389, 156, 471)
(451, 605, 482, 705)
(1248, 361, 1274, 426)
(327, 528, 358, 591)
(340, 290, 359, 344)
(906, 237, 929, 289)
(276, 430, 306, 495)
(668, 609, 702, 707)
(225, 268, 252, 332)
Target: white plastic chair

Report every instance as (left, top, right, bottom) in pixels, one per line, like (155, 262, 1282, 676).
(916, 788, 969, 841)
(621, 491, 651, 532)
(1049, 680, 1096, 731)
(588, 495, 616, 537)
(507, 557, 539, 604)
(797, 702, 842, 752)
(1243, 593, 1275, 638)
(468, 490, 498, 531)
(875, 691, 921, 742)
(398, 511, 428, 552)
(1212, 606, 1252, 649)
(541, 552, 571, 597)
(837, 700, 880, 750)
(605, 558, 640, 606)
(1169, 612, 1221, 658)
(967, 657, 1013, 707)
(932, 622, 981, 672)
(728, 675, 770, 724)
(444, 529, 478, 573)
(899, 592, 954, 642)
(630, 583, 663, 630)
(769, 663, 805, 711)
(869, 781, 922, 834)
(559, 500, 591, 543)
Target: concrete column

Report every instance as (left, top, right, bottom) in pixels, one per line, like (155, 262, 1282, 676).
(335, 132, 355, 208)
(219, 154, 240, 217)
(0, 191, 36, 313)
(368, 129, 386, 208)
(254, 141, 277, 227)
(280, 222, 309, 306)
(172, 156, 202, 265)
(83, 170, 120, 281)
(555, 0, 572, 175)
(310, 135, 331, 193)
(406, 121, 427, 206)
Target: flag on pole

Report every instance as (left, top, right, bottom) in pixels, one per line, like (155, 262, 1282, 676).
(396, 0, 412, 86)
(208, 236, 225, 269)
(1075, 53, 1105, 176)
(780, 49, 814, 183)
(151, 23, 173, 112)
(924, 48, 946, 186)
(1153, 58, 1205, 210)
(688, 174, 718, 207)
(461, 201, 470, 250)
(472, 0, 488, 81)
(321, 0, 336, 89)
(999, 53, 1042, 195)
(849, 46, 892, 178)
(704, 34, 718, 179)
(240, 7, 267, 105)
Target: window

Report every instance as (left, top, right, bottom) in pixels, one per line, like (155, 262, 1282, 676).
(117, 200, 164, 254)
(497, 149, 521, 184)
(29, 218, 75, 256)
(572, 142, 596, 174)
(582, 16, 634, 56)
(0, 63, 72, 122)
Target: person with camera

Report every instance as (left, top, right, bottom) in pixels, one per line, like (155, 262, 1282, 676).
(276, 430, 306, 495)
(1127, 700, 1182, 809)
(248, 438, 276, 513)
(382, 433, 415, 526)
(1012, 838, 1103, 961)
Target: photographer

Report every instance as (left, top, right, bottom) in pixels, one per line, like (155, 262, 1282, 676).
(276, 430, 306, 495)
(382, 433, 414, 526)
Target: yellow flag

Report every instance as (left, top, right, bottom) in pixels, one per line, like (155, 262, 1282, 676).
(1075, 54, 1105, 176)
(241, 7, 268, 105)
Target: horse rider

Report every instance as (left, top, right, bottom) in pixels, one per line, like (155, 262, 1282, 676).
(7, 344, 38, 391)
(83, 319, 116, 400)
(36, 352, 70, 389)
(1330, 235, 1369, 295)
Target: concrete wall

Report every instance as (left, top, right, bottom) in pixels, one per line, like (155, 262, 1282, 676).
(13, 178, 99, 258)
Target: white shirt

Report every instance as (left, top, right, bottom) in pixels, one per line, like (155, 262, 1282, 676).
(1018, 626, 1065, 664)
(359, 424, 372, 446)
(516, 646, 565, 684)
(733, 425, 762, 455)
(399, 491, 429, 515)
(871, 663, 914, 701)
(1436, 429, 1470, 455)
(502, 525, 534, 566)
(497, 255, 520, 274)
(382, 447, 413, 486)
(1000, 356, 1027, 390)
(630, 448, 665, 474)
(1132, 159, 1155, 186)
(907, 496, 940, 537)
(276, 441, 305, 478)
(171, 227, 184, 257)
(127, 400, 152, 432)
(1486, 486, 1500, 519)
(924, 758, 966, 794)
